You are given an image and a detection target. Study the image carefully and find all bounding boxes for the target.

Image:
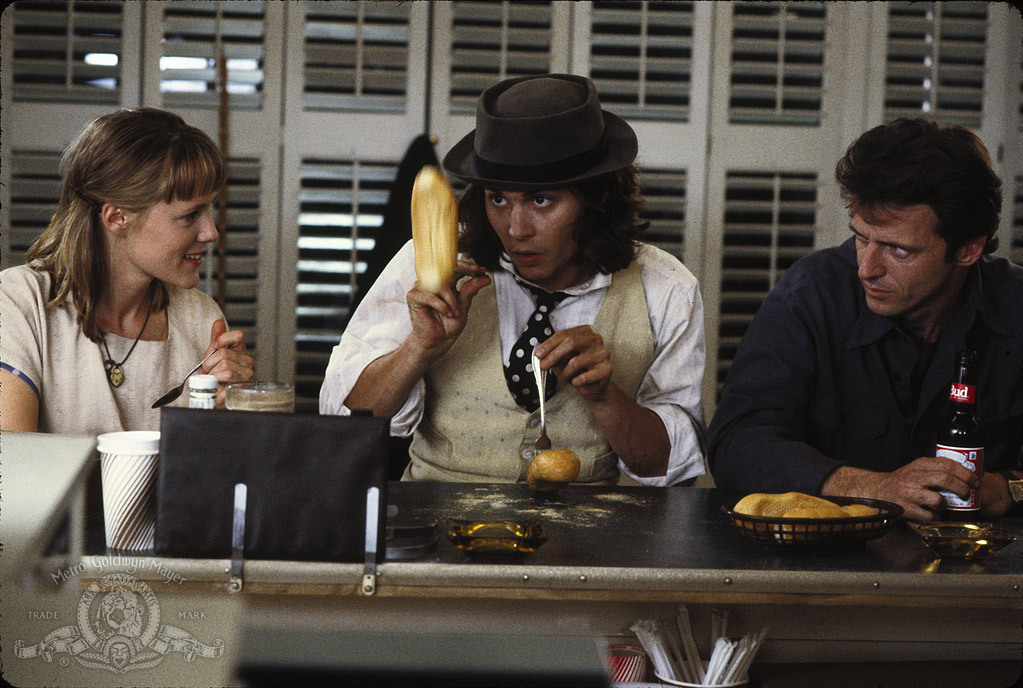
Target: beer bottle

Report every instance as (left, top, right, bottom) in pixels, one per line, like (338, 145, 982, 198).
(935, 350, 983, 517)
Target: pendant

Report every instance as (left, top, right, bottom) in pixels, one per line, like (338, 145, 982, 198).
(108, 364, 124, 388)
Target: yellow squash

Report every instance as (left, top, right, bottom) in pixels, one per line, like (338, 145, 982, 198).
(410, 165, 459, 293)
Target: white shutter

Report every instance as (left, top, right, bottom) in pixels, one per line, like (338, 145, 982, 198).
(728, 1, 827, 126)
(884, 1, 987, 128)
(294, 158, 397, 412)
(303, 1, 411, 113)
(716, 171, 818, 397)
(448, 0, 558, 115)
(195, 158, 262, 359)
(588, 0, 694, 122)
(10, 0, 123, 104)
(638, 168, 687, 261)
(5, 151, 61, 269)
(160, 0, 265, 110)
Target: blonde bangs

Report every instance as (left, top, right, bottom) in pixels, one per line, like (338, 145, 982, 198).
(160, 136, 226, 204)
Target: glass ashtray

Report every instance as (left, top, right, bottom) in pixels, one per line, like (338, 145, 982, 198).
(446, 519, 547, 553)
(908, 522, 1017, 560)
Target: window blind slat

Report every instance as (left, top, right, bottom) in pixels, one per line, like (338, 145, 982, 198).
(11, 0, 123, 104)
(161, 1, 265, 111)
(295, 159, 399, 412)
(195, 158, 264, 360)
(884, 1, 987, 128)
(588, 1, 693, 122)
(637, 168, 688, 263)
(302, 2, 410, 113)
(448, 1, 556, 116)
(728, 1, 826, 127)
(717, 171, 818, 396)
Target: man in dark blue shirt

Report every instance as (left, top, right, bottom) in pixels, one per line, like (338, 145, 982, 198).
(709, 118, 1023, 522)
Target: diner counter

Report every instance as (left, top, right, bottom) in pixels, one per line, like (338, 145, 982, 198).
(6, 478, 1022, 687)
(80, 482, 1023, 606)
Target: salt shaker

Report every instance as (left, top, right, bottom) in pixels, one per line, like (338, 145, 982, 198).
(188, 374, 218, 409)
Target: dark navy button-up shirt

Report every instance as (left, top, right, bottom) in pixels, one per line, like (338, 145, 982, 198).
(709, 238, 1023, 495)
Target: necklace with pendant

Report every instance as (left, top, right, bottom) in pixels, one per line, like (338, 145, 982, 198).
(100, 308, 151, 388)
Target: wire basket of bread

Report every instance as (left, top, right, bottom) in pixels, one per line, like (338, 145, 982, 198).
(722, 492, 903, 546)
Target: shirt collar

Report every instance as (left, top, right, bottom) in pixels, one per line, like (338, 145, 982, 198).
(496, 253, 610, 297)
(845, 261, 1004, 350)
(972, 257, 1011, 337)
(846, 307, 897, 349)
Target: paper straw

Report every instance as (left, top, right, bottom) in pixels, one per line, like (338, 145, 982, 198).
(722, 637, 749, 684)
(707, 639, 736, 685)
(732, 628, 768, 682)
(659, 619, 688, 682)
(710, 608, 729, 649)
(632, 612, 768, 687)
(670, 608, 695, 683)
(676, 605, 705, 683)
(726, 628, 767, 684)
(704, 637, 724, 684)
(661, 616, 693, 683)
(630, 621, 669, 679)
(631, 620, 678, 681)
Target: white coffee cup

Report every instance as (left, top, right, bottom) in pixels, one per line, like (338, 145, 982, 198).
(97, 431, 160, 551)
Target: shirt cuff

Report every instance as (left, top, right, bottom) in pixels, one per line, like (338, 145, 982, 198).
(319, 347, 425, 436)
(618, 403, 707, 486)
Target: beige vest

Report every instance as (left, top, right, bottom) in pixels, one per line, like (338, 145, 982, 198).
(406, 262, 654, 483)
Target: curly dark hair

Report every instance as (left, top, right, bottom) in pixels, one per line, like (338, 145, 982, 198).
(835, 117, 1002, 259)
(457, 165, 648, 274)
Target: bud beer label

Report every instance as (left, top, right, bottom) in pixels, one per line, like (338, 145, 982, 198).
(948, 382, 975, 404)
(936, 445, 983, 510)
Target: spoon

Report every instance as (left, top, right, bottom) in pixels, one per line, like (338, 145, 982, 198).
(151, 349, 218, 409)
(531, 349, 551, 452)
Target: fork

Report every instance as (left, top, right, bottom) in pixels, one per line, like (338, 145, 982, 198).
(531, 350, 551, 451)
(151, 349, 218, 409)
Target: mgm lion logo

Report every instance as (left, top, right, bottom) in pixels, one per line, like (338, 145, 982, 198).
(16, 574, 223, 674)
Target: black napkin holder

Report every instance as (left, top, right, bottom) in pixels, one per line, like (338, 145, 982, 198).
(154, 407, 389, 563)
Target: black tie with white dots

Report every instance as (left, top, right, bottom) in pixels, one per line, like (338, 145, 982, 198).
(504, 284, 569, 412)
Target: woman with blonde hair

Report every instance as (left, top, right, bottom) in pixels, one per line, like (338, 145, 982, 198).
(0, 107, 254, 435)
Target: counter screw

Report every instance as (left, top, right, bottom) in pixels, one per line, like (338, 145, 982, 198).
(1013, 584, 1019, 592)
(579, 575, 587, 582)
(523, 574, 530, 582)
(723, 578, 732, 585)
(873, 582, 880, 589)
(223, 567, 230, 574)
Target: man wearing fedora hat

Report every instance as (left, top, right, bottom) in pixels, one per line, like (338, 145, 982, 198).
(321, 74, 706, 486)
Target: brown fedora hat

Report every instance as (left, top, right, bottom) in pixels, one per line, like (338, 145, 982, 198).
(442, 74, 638, 190)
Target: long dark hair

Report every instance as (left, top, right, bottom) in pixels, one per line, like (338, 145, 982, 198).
(835, 117, 1001, 259)
(457, 165, 648, 274)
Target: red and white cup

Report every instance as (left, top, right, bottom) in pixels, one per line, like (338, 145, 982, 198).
(606, 643, 648, 683)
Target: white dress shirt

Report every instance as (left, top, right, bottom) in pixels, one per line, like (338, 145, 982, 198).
(320, 239, 707, 486)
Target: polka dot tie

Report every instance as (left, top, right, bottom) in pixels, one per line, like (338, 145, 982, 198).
(504, 284, 569, 412)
